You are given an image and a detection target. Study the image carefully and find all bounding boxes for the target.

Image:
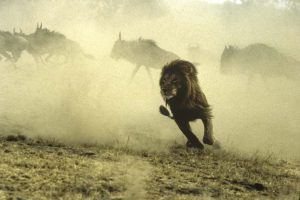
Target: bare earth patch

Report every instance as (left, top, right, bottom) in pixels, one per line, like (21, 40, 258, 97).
(0, 135, 299, 200)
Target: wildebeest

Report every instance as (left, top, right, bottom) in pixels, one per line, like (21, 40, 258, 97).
(16, 23, 94, 64)
(220, 43, 300, 82)
(0, 30, 28, 64)
(110, 32, 180, 81)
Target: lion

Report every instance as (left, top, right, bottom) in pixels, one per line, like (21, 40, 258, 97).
(159, 60, 217, 149)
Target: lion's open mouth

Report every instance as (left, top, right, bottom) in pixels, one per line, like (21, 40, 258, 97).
(164, 95, 175, 100)
(161, 89, 177, 100)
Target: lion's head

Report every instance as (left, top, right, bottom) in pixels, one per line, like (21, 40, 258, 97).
(160, 60, 201, 107)
(159, 70, 184, 100)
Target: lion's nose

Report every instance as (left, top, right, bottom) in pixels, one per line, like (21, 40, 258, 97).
(162, 88, 167, 94)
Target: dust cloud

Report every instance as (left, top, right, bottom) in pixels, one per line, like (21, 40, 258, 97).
(0, 0, 299, 160)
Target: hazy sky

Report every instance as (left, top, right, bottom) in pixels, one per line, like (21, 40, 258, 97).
(0, 0, 299, 160)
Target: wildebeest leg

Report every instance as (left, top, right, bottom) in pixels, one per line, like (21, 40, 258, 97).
(174, 118, 204, 149)
(0, 51, 16, 68)
(130, 64, 141, 81)
(0, 51, 12, 61)
(33, 55, 46, 66)
(202, 118, 214, 145)
(145, 66, 154, 86)
(45, 54, 53, 62)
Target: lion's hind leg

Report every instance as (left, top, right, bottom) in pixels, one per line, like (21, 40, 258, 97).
(201, 118, 222, 149)
(202, 118, 215, 145)
(212, 139, 221, 149)
(175, 119, 204, 149)
(130, 64, 141, 81)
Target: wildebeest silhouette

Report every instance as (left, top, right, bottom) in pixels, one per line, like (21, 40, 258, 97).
(220, 43, 300, 83)
(110, 32, 180, 82)
(15, 23, 94, 64)
(0, 30, 28, 64)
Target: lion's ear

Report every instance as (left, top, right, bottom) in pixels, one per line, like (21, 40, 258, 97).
(182, 63, 197, 75)
(161, 65, 168, 75)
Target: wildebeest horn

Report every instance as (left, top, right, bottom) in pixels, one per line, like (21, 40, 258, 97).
(40, 22, 43, 29)
(13, 28, 16, 33)
(119, 32, 122, 40)
(19, 28, 23, 33)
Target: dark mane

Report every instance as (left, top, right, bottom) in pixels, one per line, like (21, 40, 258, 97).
(162, 60, 211, 117)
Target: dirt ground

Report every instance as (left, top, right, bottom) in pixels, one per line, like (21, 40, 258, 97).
(0, 135, 299, 200)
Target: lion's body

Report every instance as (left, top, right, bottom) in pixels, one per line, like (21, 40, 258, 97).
(159, 60, 214, 149)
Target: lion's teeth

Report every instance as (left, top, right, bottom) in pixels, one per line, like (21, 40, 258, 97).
(165, 95, 174, 100)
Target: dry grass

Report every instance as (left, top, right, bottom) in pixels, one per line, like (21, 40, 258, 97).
(146, 145, 300, 199)
(0, 135, 299, 200)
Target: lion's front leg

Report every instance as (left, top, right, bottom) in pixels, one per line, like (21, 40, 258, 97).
(174, 118, 204, 149)
(202, 118, 214, 145)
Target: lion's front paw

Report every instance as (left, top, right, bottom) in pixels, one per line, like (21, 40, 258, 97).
(186, 140, 193, 148)
(186, 140, 204, 149)
(212, 140, 221, 150)
(203, 135, 215, 145)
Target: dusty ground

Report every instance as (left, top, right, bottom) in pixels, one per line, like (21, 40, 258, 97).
(0, 134, 299, 200)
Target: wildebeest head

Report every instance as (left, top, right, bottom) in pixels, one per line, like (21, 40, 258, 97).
(11, 28, 29, 61)
(34, 23, 51, 38)
(220, 45, 237, 74)
(30, 23, 66, 48)
(110, 32, 126, 60)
